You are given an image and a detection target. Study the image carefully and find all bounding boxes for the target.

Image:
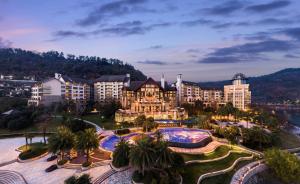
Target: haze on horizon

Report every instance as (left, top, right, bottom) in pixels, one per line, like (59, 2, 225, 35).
(1, 0, 300, 82)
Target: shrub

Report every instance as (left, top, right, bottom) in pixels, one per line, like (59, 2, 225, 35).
(57, 159, 68, 165)
(82, 161, 92, 167)
(115, 128, 130, 135)
(19, 146, 47, 160)
(65, 174, 92, 184)
(47, 155, 57, 162)
(264, 148, 300, 183)
(45, 164, 58, 172)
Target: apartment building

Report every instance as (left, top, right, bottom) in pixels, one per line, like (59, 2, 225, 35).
(175, 74, 224, 107)
(28, 73, 91, 106)
(224, 73, 251, 111)
(94, 74, 130, 103)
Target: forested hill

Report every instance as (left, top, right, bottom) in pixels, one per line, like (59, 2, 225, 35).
(199, 68, 300, 103)
(0, 48, 146, 81)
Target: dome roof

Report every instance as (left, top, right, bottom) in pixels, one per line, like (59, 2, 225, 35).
(232, 73, 247, 80)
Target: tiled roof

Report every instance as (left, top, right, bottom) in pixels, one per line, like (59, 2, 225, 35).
(94, 75, 129, 82)
(61, 75, 90, 84)
(124, 78, 176, 91)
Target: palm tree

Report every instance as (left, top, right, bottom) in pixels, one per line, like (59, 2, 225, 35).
(129, 137, 156, 175)
(154, 130, 163, 143)
(112, 138, 130, 168)
(48, 126, 75, 161)
(75, 128, 99, 163)
(155, 141, 173, 169)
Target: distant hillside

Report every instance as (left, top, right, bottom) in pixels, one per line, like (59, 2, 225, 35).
(0, 48, 146, 81)
(199, 68, 300, 103)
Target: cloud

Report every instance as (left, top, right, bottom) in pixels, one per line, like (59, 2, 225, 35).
(149, 45, 163, 49)
(77, 0, 152, 26)
(0, 37, 12, 48)
(186, 49, 200, 53)
(137, 60, 167, 65)
(53, 21, 173, 39)
(200, 0, 245, 16)
(54, 30, 87, 38)
(246, 0, 290, 13)
(281, 27, 300, 40)
(181, 18, 250, 29)
(198, 39, 297, 63)
(285, 54, 300, 58)
(256, 18, 294, 25)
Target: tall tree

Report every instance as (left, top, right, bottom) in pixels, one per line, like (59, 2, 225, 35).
(129, 137, 156, 175)
(112, 138, 130, 168)
(75, 128, 99, 163)
(48, 126, 75, 161)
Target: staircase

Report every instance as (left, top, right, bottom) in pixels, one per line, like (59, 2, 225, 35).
(0, 170, 27, 184)
(93, 169, 117, 184)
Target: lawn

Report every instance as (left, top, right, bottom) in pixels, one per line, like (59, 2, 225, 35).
(201, 160, 254, 184)
(80, 114, 116, 130)
(182, 152, 251, 184)
(181, 145, 232, 162)
(276, 129, 300, 149)
(18, 142, 48, 160)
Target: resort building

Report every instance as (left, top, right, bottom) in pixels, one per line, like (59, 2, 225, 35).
(28, 73, 91, 106)
(115, 75, 188, 123)
(175, 74, 224, 108)
(176, 76, 203, 104)
(203, 88, 224, 108)
(94, 74, 130, 103)
(224, 73, 251, 111)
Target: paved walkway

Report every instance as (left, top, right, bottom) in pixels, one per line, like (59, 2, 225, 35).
(169, 141, 224, 154)
(0, 137, 111, 184)
(0, 137, 44, 165)
(0, 170, 27, 184)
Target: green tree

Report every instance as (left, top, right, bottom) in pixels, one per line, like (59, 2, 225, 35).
(48, 126, 75, 161)
(75, 128, 99, 163)
(129, 137, 156, 175)
(112, 138, 130, 168)
(143, 117, 156, 132)
(65, 174, 92, 184)
(134, 115, 146, 127)
(155, 141, 173, 169)
(265, 148, 300, 184)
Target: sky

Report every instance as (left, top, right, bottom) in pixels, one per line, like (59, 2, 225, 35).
(0, 0, 300, 82)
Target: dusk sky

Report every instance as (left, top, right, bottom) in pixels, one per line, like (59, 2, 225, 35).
(1, 0, 300, 82)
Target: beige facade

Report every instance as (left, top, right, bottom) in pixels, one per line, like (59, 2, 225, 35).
(115, 77, 187, 123)
(28, 73, 91, 107)
(224, 73, 251, 111)
(94, 74, 130, 103)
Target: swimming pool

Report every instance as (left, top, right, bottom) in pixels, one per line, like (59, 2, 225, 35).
(100, 128, 212, 152)
(158, 128, 212, 148)
(100, 133, 139, 152)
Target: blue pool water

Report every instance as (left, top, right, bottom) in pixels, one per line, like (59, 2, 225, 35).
(100, 133, 139, 152)
(158, 128, 210, 144)
(100, 128, 211, 152)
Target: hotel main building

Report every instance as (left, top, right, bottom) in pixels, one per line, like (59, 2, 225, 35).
(115, 76, 187, 123)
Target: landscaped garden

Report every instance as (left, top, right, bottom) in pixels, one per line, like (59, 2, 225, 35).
(181, 145, 232, 162)
(181, 152, 252, 184)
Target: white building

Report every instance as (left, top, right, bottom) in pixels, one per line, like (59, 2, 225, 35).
(94, 74, 130, 103)
(28, 73, 91, 106)
(224, 73, 251, 111)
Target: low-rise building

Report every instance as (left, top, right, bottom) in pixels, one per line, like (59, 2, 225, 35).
(224, 73, 251, 111)
(94, 74, 130, 103)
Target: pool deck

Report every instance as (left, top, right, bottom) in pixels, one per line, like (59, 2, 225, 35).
(168, 140, 225, 154)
